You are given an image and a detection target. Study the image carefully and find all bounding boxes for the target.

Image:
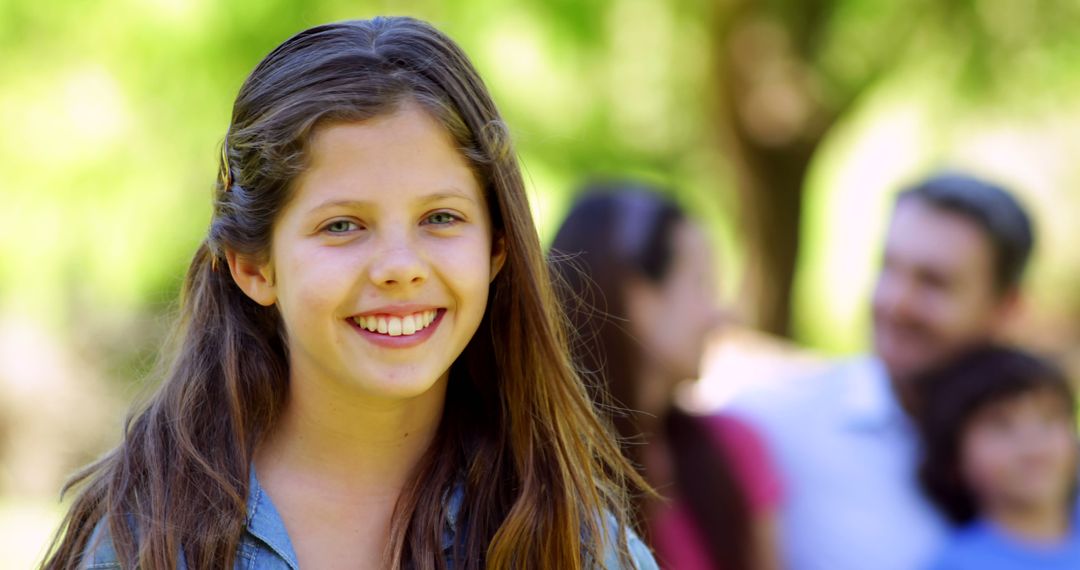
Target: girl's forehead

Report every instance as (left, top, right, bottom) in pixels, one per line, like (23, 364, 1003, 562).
(289, 106, 482, 210)
(971, 386, 1074, 422)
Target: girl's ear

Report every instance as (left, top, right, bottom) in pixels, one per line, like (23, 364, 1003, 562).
(490, 233, 507, 282)
(226, 249, 277, 306)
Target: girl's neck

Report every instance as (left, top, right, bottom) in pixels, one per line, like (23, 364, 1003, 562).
(256, 371, 449, 497)
(635, 362, 679, 489)
(985, 500, 1072, 544)
(635, 361, 678, 430)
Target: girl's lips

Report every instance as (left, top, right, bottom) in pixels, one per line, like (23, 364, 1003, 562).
(347, 308, 445, 349)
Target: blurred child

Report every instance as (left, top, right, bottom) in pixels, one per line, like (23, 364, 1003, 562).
(916, 345, 1080, 570)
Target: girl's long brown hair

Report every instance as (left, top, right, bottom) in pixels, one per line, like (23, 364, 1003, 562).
(42, 17, 647, 570)
(550, 185, 753, 570)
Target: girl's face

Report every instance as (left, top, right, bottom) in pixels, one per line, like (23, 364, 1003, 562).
(628, 221, 723, 383)
(960, 389, 1079, 514)
(233, 102, 504, 400)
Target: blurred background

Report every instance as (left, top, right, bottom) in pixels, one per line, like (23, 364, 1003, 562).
(2, 0, 1079, 566)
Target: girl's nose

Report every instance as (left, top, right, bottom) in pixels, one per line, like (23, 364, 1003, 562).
(368, 235, 428, 288)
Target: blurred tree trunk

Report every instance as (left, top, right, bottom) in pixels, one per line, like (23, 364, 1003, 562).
(710, 0, 841, 337)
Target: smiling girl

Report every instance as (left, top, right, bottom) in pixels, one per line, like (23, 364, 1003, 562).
(42, 17, 655, 570)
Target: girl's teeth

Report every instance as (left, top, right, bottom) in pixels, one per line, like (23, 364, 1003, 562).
(355, 311, 439, 337)
(387, 317, 403, 336)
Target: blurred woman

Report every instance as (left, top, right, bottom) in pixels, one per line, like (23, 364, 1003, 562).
(550, 184, 783, 570)
(916, 345, 1080, 570)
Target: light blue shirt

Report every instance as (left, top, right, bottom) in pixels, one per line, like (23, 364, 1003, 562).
(82, 469, 658, 569)
(929, 518, 1080, 570)
(729, 357, 949, 570)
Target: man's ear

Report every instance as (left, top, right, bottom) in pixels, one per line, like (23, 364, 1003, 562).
(226, 249, 276, 306)
(991, 287, 1024, 339)
(490, 233, 508, 283)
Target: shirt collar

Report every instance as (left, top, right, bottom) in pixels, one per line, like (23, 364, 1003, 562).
(244, 467, 464, 566)
(245, 468, 300, 568)
(839, 357, 908, 431)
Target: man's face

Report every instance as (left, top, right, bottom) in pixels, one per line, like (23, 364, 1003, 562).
(872, 198, 1011, 382)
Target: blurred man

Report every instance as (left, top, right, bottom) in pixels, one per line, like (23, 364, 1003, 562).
(730, 173, 1035, 570)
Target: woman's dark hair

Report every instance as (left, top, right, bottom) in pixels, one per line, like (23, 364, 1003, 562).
(42, 18, 646, 570)
(915, 344, 1077, 525)
(549, 182, 753, 570)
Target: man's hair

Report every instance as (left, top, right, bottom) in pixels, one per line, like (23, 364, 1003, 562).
(898, 173, 1035, 293)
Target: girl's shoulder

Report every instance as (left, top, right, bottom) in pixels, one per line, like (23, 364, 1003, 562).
(701, 411, 785, 511)
(598, 512, 659, 570)
(929, 519, 1080, 570)
(623, 526, 660, 570)
(78, 519, 121, 569)
(927, 527, 1007, 570)
(76, 519, 267, 570)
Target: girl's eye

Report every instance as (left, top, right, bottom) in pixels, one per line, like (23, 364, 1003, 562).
(425, 211, 460, 226)
(324, 220, 360, 234)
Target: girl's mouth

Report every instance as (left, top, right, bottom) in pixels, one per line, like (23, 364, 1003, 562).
(352, 309, 437, 337)
(347, 309, 445, 348)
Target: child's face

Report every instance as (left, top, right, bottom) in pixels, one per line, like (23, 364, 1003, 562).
(961, 388, 1078, 513)
(238, 102, 504, 401)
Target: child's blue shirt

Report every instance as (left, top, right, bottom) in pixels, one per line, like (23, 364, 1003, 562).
(929, 517, 1080, 570)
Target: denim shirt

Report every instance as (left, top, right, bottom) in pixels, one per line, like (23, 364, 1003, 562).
(82, 470, 658, 569)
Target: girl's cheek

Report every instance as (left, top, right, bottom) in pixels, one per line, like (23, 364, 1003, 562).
(960, 432, 1009, 496)
(432, 234, 495, 282)
(1049, 427, 1080, 479)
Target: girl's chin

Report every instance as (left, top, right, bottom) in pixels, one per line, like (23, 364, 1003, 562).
(342, 369, 449, 400)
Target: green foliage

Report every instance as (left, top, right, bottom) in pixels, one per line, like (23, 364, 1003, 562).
(1, 0, 1078, 359)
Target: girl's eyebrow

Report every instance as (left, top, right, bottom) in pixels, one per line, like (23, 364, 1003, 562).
(417, 190, 478, 206)
(307, 190, 477, 214)
(308, 198, 371, 213)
